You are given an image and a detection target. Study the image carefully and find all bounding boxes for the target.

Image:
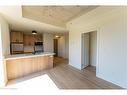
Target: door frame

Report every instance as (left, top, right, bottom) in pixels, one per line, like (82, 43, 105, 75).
(81, 33, 90, 69)
(81, 30, 99, 75)
(53, 39, 58, 57)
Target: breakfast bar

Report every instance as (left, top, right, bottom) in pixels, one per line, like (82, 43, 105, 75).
(5, 52, 55, 80)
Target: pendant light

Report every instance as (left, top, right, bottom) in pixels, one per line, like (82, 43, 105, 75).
(32, 30, 37, 35)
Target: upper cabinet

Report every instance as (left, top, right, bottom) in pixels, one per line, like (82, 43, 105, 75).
(10, 31, 43, 45)
(24, 34, 43, 46)
(34, 35, 43, 42)
(24, 34, 35, 46)
(10, 31, 23, 43)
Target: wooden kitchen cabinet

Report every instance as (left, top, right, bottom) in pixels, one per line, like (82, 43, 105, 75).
(11, 31, 23, 43)
(24, 34, 43, 46)
(6, 55, 54, 80)
(34, 35, 43, 42)
(24, 34, 35, 46)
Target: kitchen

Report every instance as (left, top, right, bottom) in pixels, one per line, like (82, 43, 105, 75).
(10, 30, 43, 54)
(5, 30, 55, 81)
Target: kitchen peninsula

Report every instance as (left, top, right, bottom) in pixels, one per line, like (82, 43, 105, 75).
(5, 52, 55, 80)
(4, 30, 55, 81)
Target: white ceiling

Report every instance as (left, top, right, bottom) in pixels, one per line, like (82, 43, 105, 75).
(0, 6, 98, 34)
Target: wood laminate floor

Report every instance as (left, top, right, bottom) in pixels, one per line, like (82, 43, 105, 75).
(7, 57, 122, 89)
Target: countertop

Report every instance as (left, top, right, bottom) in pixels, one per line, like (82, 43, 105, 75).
(5, 52, 55, 60)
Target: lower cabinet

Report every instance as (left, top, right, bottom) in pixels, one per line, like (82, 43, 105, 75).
(6, 56, 53, 80)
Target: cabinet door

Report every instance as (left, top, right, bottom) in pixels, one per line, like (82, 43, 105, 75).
(23, 35, 27, 45)
(11, 32, 17, 42)
(18, 32, 23, 42)
(35, 35, 42, 42)
(30, 35, 35, 46)
(11, 31, 23, 42)
(24, 35, 35, 46)
(24, 35, 29, 45)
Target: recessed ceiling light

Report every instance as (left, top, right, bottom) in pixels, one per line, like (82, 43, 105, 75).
(55, 35, 60, 38)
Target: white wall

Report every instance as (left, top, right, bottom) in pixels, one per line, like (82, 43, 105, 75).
(58, 36, 65, 58)
(89, 31, 97, 66)
(0, 15, 10, 86)
(65, 34, 69, 59)
(67, 7, 127, 88)
(43, 33, 54, 53)
(69, 30, 81, 69)
(57, 34, 69, 59)
(97, 18, 127, 88)
(43, 33, 69, 59)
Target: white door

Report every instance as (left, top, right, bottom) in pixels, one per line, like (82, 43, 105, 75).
(81, 33, 89, 69)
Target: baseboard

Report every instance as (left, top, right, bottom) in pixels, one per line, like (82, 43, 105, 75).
(0, 79, 6, 87)
(90, 64, 96, 67)
(96, 73, 127, 89)
(69, 63, 81, 70)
